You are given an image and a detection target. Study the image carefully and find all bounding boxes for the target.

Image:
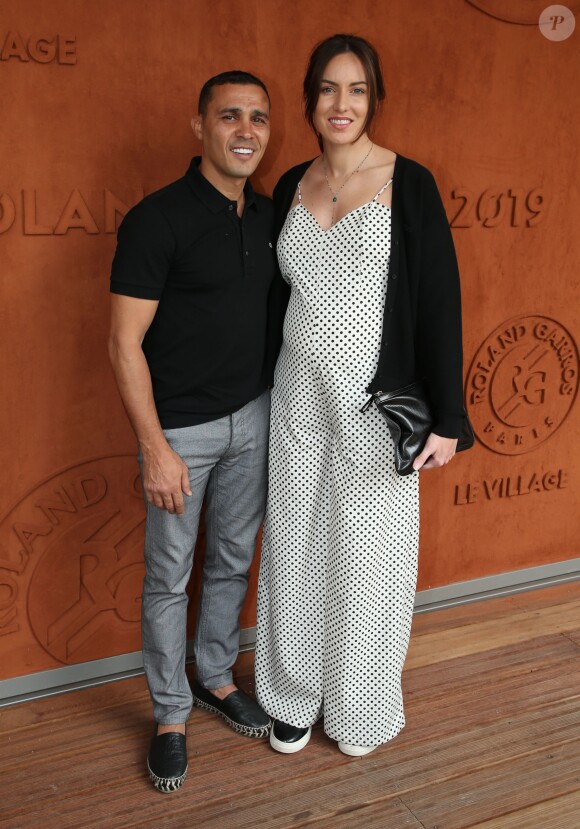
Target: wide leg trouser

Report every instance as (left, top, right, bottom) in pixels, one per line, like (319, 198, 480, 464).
(140, 392, 269, 725)
(255, 354, 419, 747)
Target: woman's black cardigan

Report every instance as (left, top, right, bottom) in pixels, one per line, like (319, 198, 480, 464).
(265, 153, 465, 438)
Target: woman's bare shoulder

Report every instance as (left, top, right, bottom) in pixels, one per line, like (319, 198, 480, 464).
(369, 145, 397, 166)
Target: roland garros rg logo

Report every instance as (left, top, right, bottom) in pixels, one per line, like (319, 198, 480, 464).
(0, 457, 146, 668)
(466, 315, 579, 455)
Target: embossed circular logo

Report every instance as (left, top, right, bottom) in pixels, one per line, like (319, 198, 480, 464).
(464, 0, 579, 26)
(466, 315, 579, 455)
(0, 456, 145, 669)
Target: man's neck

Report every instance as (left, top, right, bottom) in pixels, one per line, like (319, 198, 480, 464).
(199, 158, 246, 207)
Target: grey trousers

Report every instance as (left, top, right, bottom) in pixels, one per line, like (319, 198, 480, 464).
(140, 391, 269, 725)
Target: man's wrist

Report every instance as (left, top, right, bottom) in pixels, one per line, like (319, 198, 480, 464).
(139, 432, 171, 458)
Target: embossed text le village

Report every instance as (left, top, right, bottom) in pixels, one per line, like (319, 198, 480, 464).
(454, 468, 568, 505)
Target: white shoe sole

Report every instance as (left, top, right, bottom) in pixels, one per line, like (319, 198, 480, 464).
(270, 725, 312, 754)
(338, 742, 377, 757)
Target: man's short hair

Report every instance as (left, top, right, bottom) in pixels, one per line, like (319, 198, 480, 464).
(198, 71, 270, 115)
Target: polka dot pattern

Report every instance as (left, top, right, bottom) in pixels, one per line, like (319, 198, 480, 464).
(255, 188, 419, 747)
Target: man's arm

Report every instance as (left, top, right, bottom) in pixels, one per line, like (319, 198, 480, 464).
(108, 293, 191, 514)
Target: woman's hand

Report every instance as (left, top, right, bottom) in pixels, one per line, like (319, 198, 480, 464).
(413, 433, 458, 471)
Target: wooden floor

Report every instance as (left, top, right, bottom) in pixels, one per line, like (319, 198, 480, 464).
(2, 582, 580, 828)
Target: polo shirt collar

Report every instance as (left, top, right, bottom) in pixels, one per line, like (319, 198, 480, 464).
(185, 156, 257, 213)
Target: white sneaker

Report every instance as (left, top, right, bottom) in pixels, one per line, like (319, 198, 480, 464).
(338, 742, 377, 757)
(270, 721, 312, 754)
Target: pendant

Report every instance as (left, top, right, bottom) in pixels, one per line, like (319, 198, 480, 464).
(332, 196, 337, 203)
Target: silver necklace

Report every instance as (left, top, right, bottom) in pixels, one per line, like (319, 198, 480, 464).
(323, 142, 374, 225)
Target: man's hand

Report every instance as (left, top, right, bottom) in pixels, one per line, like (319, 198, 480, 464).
(142, 445, 192, 515)
(413, 433, 458, 471)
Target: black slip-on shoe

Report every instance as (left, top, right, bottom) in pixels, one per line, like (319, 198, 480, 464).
(270, 720, 312, 754)
(191, 681, 271, 738)
(147, 731, 188, 793)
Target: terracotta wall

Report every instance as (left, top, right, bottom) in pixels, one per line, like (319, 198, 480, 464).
(1, 0, 578, 682)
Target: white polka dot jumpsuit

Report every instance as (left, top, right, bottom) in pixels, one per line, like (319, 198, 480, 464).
(255, 179, 420, 747)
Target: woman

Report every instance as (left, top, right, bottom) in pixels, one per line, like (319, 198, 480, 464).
(256, 34, 464, 756)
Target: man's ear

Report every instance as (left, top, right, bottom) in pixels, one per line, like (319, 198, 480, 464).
(191, 115, 203, 141)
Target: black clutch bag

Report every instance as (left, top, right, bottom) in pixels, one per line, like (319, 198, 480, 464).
(361, 381, 474, 476)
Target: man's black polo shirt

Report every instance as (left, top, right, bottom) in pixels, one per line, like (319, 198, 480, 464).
(110, 157, 277, 429)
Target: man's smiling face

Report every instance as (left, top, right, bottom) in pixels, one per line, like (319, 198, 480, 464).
(193, 83, 270, 187)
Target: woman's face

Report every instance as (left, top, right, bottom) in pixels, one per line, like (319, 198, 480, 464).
(313, 52, 370, 146)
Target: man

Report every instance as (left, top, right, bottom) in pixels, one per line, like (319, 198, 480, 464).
(109, 71, 276, 793)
